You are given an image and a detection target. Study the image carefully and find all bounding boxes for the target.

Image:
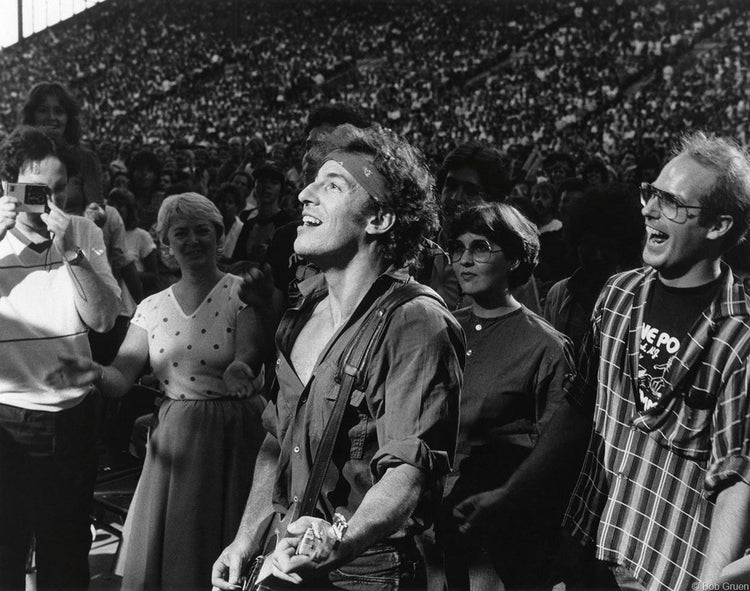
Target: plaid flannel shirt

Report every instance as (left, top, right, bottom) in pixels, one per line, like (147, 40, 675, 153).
(563, 265, 750, 591)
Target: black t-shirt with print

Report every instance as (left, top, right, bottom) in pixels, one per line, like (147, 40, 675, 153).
(637, 276, 722, 411)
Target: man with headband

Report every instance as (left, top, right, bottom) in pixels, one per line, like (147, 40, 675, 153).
(212, 124, 464, 590)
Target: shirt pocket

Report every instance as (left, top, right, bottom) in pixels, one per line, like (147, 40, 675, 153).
(644, 386, 716, 462)
(325, 385, 369, 460)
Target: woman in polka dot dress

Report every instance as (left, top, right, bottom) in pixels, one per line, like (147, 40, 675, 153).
(46, 193, 268, 590)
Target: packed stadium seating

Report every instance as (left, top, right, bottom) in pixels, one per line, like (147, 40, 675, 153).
(0, 0, 748, 173)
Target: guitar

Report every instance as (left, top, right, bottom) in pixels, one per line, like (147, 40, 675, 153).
(240, 502, 301, 591)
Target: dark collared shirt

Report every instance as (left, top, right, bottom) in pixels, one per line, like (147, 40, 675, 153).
(262, 268, 464, 533)
(563, 265, 750, 591)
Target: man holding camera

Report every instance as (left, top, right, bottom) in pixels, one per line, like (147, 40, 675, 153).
(0, 126, 120, 590)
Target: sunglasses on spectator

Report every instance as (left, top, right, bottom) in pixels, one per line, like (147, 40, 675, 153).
(639, 183, 714, 223)
(447, 239, 503, 263)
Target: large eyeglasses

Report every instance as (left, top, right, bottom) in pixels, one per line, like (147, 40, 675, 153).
(447, 239, 503, 263)
(639, 183, 713, 223)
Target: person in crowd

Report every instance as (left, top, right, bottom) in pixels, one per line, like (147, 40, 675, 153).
(211, 123, 464, 590)
(265, 105, 374, 309)
(242, 137, 268, 175)
(214, 182, 245, 261)
(455, 132, 750, 590)
(129, 149, 163, 231)
(427, 203, 573, 590)
(217, 137, 244, 184)
(531, 180, 568, 299)
(424, 141, 542, 312)
(232, 170, 258, 222)
(544, 185, 643, 354)
(106, 187, 159, 297)
(20, 82, 103, 216)
(581, 157, 610, 188)
(111, 140, 133, 174)
(0, 126, 120, 590)
(557, 177, 588, 231)
(302, 103, 372, 184)
(544, 152, 576, 188)
(231, 161, 294, 264)
(45, 192, 269, 590)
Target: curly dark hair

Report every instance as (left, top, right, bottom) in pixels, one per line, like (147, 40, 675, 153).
(0, 126, 59, 183)
(322, 124, 439, 269)
(447, 202, 540, 289)
(436, 141, 512, 203)
(304, 103, 371, 136)
(20, 82, 82, 146)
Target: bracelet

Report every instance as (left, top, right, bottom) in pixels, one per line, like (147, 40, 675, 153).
(331, 513, 348, 549)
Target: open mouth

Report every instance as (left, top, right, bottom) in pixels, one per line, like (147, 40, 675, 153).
(647, 227, 668, 245)
(302, 215, 322, 227)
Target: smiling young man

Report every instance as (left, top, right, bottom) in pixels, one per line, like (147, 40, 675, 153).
(212, 124, 464, 590)
(454, 132, 750, 590)
(0, 126, 120, 589)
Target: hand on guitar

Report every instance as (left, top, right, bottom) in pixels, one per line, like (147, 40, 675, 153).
(211, 535, 258, 591)
(272, 516, 343, 579)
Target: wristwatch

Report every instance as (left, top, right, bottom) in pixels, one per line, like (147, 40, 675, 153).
(64, 247, 85, 266)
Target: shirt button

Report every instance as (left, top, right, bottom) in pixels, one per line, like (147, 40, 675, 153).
(294, 445, 300, 453)
(276, 358, 281, 366)
(300, 396, 307, 404)
(466, 349, 473, 357)
(475, 324, 482, 331)
(293, 495, 299, 502)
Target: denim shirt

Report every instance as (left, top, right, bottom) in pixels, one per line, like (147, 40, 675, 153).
(262, 267, 464, 531)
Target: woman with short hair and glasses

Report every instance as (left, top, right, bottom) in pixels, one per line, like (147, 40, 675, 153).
(431, 202, 574, 590)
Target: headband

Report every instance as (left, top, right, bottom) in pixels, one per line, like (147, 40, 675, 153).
(324, 150, 390, 203)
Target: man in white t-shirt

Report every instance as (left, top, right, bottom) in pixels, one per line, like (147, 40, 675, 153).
(0, 126, 120, 589)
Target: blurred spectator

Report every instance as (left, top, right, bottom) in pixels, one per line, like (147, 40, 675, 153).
(20, 82, 103, 215)
(544, 184, 644, 353)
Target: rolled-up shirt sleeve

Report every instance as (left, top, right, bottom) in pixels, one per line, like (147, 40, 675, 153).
(368, 297, 464, 484)
(705, 359, 750, 493)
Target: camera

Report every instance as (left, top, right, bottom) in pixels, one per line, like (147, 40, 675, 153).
(3, 182, 51, 214)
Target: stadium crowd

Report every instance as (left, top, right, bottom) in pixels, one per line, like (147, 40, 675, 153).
(1, 0, 750, 590)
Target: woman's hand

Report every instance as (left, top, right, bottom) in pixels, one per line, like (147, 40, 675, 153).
(223, 360, 257, 397)
(45, 355, 102, 390)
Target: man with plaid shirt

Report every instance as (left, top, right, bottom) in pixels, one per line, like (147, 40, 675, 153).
(454, 132, 750, 590)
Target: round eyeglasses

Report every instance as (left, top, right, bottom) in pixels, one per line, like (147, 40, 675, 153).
(639, 183, 713, 223)
(447, 239, 503, 263)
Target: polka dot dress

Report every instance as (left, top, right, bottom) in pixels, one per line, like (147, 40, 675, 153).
(131, 274, 246, 400)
